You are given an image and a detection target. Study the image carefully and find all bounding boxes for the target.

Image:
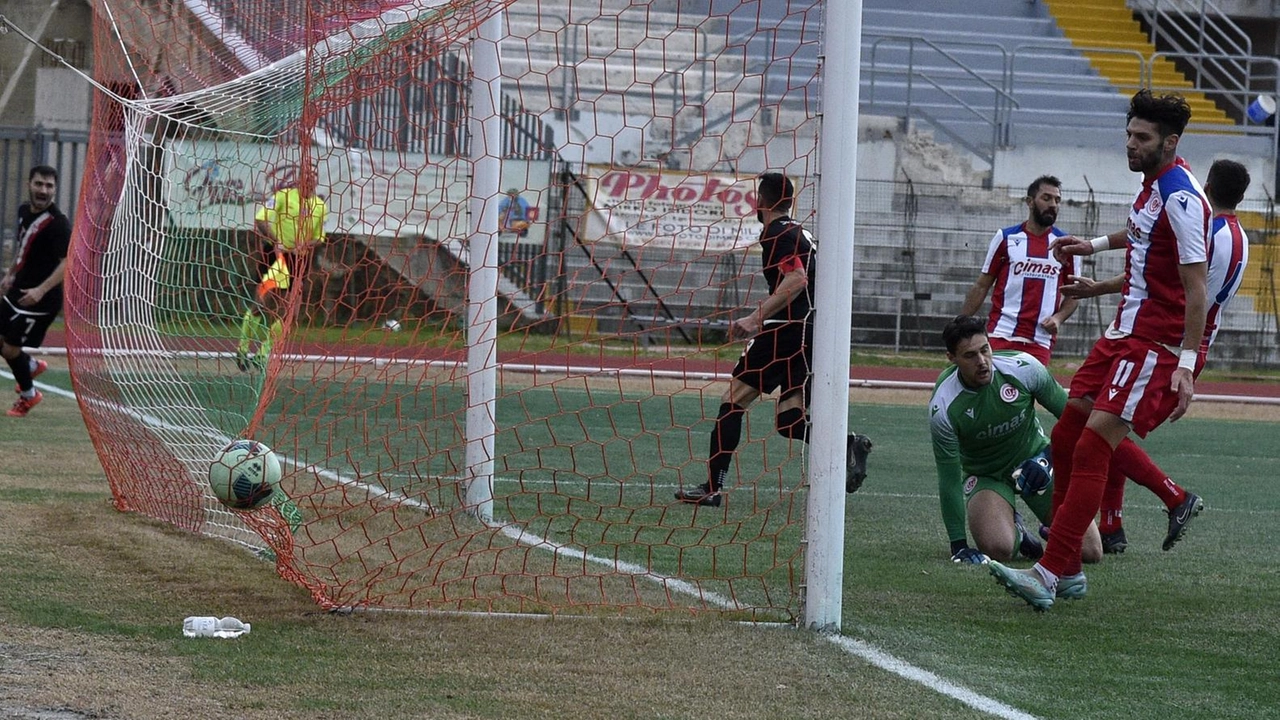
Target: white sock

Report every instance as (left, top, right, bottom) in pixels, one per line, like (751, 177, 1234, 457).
(27, 358, 38, 373)
(1032, 563, 1058, 590)
(20, 389, 36, 399)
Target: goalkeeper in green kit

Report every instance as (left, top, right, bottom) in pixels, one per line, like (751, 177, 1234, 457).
(930, 316, 1102, 565)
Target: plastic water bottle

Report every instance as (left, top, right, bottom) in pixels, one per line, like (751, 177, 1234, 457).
(183, 616, 251, 638)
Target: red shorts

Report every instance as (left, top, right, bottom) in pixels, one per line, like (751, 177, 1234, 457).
(988, 336, 1051, 366)
(1068, 335, 1180, 438)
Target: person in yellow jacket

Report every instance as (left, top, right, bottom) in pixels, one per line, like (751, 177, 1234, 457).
(236, 184, 327, 371)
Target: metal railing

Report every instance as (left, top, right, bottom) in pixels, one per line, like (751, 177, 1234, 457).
(865, 35, 1018, 168)
(1010, 43, 1147, 94)
(506, 6, 710, 125)
(1138, 0, 1253, 117)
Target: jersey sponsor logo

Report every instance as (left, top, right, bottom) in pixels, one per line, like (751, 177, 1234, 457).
(1000, 384, 1019, 403)
(964, 475, 978, 494)
(1011, 259, 1060, 279)
(976, 408, 1028, 440)
(1126, 217, 1145, 241)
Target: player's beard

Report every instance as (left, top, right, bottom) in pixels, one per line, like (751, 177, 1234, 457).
(1128, 145, 1163, 173)
(1033, 207, 1057, 227)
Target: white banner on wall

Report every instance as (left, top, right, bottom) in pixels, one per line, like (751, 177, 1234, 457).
(163, 139, 551, 244)
(580, 166, 763, 253)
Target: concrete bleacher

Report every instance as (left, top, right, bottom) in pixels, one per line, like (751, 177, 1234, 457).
(859, 1, 1132, 154)
(502, 0, 1138, 164)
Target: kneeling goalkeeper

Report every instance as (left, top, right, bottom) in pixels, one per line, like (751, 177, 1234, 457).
(930, 315, 1102, 565)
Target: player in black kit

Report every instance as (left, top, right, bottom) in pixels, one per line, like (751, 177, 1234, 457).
(675, 172, 872, 507)
(1, 165, 70, 418)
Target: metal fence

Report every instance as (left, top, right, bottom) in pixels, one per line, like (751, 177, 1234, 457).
(3, 127, 1277, 367)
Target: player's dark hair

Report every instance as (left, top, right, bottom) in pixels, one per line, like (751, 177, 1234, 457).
(942, 315, 988, 354)
(1205, 159, 1250, 210)
(1025, 175, 1061, 199)
(1126, 90, 1192, 138)
(757, 172, 794, 213)
(29, 165, 57, 182)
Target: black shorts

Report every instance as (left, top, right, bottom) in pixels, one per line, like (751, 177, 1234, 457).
(731, 321, 811, 400)
(0, 296, 58, 349)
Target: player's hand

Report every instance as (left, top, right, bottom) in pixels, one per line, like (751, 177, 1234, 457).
(1050, 235, 1092, 263)
(1169, 367, 1195, 421)
(951, 547, 989, 565)
(1061, 274, 1101, 300)
(1039, 315, 1061, 335)
(1012, 456, 1053, 497)
(17, 286, 45, 307)
(729, 314, 760, 341)
(0, 275, 11, 294)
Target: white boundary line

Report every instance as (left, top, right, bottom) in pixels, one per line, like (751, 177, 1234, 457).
(8, 364, 1042, 717)
(826, 636, 1042, 720)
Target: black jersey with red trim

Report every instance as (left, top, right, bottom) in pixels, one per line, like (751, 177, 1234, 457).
(759, 216, 815, 323)
(10, 202, 71, 312)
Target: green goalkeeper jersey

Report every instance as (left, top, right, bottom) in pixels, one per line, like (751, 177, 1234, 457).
(929, 351, 1067, 544)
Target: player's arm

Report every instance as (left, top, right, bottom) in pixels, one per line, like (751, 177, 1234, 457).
(960, 273, 996, 317)
(730, 260, 807, 340)
(16, 257, 66, 307)
(1062, 273, 1124, 299)
(961, 230, 1008, 317)
(1011, 354, 1067, 418)
(930, 405, 971, 557)
(1051, 229, 1126, 259)
(1041, 295, 1078, 334)
(1171, 260, 1208, 421)
(1168, 190, 1211, 421)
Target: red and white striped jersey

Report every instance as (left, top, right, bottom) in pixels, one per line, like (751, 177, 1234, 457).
(981, 223, 1080, 351)
(1111, 158, 1210, 346)
(1202, 212, 1249, 352)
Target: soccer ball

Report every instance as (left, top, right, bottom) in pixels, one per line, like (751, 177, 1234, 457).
(207, 439, 282, 510)
(384, 318, 401, 332)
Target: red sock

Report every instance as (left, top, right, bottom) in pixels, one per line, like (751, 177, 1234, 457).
(1042, 427, 1113, 577)
(1099, 466, 1126, 534)
(1049, 404, 1088, 520)
(1112, 438, 1185, 510)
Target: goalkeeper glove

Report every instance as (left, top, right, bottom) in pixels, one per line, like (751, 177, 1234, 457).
(1012, 452, 1053, 498)
(950, 541, 989, 565)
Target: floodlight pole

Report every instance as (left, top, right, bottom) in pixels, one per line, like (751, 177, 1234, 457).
(464, 10, 504, 523)
(803, 0, 863, 633)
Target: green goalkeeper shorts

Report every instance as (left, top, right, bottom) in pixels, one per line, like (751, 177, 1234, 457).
(963, 474, 1054, 526)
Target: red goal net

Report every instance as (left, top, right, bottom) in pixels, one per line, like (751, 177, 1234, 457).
(68, 0, 824, 619)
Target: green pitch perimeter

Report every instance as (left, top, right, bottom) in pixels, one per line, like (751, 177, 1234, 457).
(20, 365, 1280, 718)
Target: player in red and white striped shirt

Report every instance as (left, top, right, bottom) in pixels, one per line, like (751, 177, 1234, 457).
(988, 91, 1210, 610)
(961, 176, 1081, 366)
(1059, 158, 1251, 553)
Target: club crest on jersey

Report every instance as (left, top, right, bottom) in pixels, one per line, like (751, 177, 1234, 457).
(1000, 384, 1019, 403)
(1145, 194, 1163, 215)
(964, 475, 978, 494)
